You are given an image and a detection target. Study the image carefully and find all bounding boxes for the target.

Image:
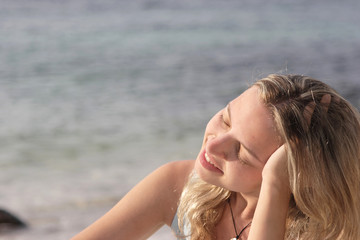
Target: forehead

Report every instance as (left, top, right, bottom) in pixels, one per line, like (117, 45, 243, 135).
(229, 86, 278, 162)
(230, 86, 271, 122)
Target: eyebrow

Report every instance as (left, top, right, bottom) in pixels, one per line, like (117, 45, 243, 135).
(226, 103, 261, 162)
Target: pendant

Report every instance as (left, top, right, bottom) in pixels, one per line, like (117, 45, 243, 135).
(230, 238, 238, 240)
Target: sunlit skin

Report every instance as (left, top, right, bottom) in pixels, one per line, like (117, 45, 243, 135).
(71, 85, 290, 240)
(195, 86, 281, 197)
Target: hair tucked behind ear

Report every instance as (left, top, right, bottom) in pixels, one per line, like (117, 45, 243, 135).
(255, 74, 360, 240)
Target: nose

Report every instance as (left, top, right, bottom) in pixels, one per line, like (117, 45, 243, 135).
(206, 133, 237, 160)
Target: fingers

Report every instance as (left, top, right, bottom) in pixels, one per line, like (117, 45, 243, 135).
(303, 94, 332, 129)
(320, 94, 331, 113)
(304, 101, 316, 128)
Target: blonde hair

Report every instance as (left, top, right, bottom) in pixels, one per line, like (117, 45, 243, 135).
(178, 74, 360, 240)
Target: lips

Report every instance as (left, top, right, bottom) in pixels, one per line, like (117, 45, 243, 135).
(199, 149, 223, 173)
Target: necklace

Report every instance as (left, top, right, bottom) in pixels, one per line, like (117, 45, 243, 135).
(227, 198, 252, 240)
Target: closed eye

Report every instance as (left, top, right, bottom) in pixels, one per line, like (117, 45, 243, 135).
(236, 142, 250, 165)
(219, 113, 230, 127)
(238, 154, 250, 165)
(221, 105, 232, 126)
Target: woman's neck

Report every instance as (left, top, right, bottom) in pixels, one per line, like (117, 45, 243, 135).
(214, 193, 256, 239)
(231, 192, 258, 221)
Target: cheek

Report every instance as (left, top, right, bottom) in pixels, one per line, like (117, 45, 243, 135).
(228, 167, 263, 191)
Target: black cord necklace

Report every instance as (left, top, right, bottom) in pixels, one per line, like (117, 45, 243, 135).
(227, 198, 252, 240)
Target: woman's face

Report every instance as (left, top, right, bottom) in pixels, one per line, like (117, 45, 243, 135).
(195, 86, 280, 195)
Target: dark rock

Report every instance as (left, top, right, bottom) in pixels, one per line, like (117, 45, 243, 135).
(0, 209, 27, 232)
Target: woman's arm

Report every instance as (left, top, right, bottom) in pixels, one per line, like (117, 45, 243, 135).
(71, 160, 195, 240)
(248, 94, 332, 239)
(248, 145, 291, 240)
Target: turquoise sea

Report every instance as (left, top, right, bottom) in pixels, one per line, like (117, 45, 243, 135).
(0, 0, 359, 239)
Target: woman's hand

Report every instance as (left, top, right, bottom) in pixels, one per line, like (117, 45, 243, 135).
(249, 94, 333, 240)
(248, 145, 291, 240)
(262, 144, 290, 192)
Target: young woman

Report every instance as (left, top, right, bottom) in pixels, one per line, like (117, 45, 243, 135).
(71, 74, 360, 240)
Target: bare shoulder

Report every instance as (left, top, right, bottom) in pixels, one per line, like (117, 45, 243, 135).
(71, 160, 195, 240)
(153, 160, 195, 202)
(156, 160, 195, 188)
(152, 160, 195, 224)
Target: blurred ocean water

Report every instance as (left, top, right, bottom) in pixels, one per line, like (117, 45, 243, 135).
(0, 0, 359, 239)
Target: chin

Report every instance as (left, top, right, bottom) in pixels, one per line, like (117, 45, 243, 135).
(194, 159, 214, 183)
(194, 160, 224, 188)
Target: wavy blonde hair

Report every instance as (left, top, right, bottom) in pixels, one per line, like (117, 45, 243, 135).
(178, 74, 360, 240)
